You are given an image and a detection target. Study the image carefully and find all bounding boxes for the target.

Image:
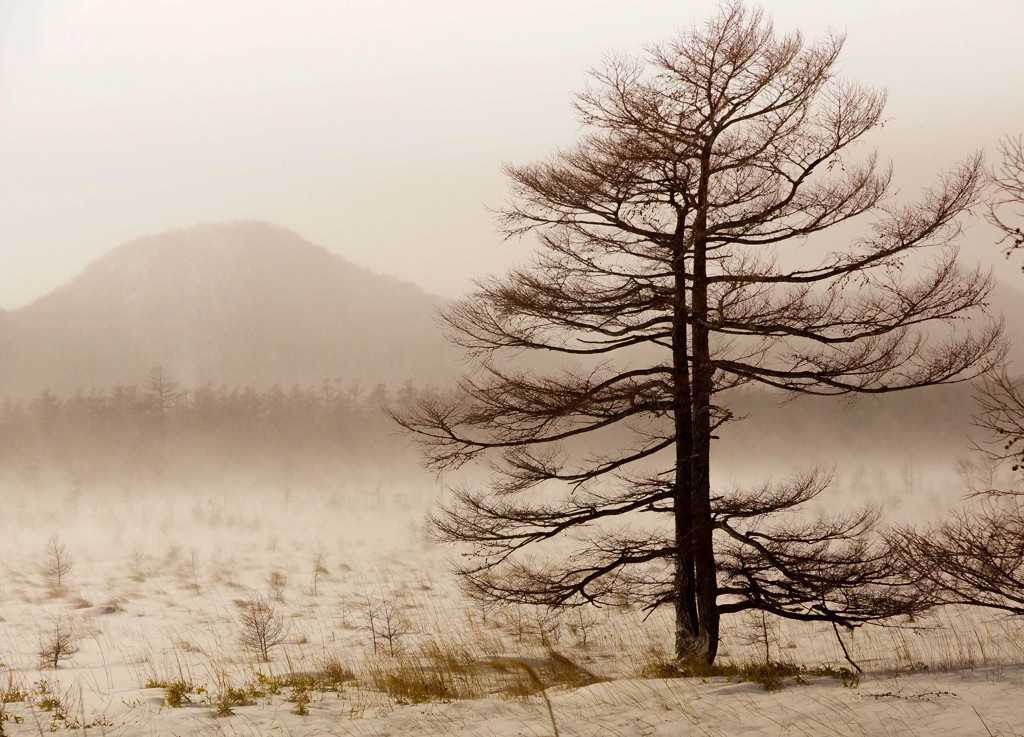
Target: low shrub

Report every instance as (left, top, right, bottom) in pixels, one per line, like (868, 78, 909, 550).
(146, 679, 205, 707)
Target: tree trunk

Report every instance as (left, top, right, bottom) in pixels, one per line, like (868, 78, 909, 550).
(691, 160, 720, 665)
(672, 225, 699, 662)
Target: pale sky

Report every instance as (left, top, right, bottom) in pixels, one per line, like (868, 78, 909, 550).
(1, 0, 1022, 309)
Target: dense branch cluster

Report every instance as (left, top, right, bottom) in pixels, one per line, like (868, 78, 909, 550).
(895, 503, 1024, 616)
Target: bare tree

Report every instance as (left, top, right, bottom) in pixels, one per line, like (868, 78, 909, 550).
(187, 546, 201, 591)
(893, 374, 1024, 615)
(989, 135, 1024, 259)
(311, 544, 328, 596)
(43, 533, 73, 593)
(142, 365, 186, 440)
(238, 591, 288, 662)
(268, 571, 288, 603)
(892, 137, 1024, 617)
(38, 616, 79, 668)
(395, 1, 1001, 665)
(357, 579, 410, 656)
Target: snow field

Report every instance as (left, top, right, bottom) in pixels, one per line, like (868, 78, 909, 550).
(0, 478, 1022, 736)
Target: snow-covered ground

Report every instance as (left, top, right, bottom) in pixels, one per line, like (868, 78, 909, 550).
(1, 476, 1022, 736)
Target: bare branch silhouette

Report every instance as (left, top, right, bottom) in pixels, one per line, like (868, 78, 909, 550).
(395, 1, 1000, 665)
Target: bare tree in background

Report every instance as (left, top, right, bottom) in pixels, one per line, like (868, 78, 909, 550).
(989, 135, 1024, 259)
(357, 579, 410, 656)
(311, 544, 328, 596)
(143, 365, 186, 440)
(893, 137, 1024, 617)
(395, 1, 1001, 665)
(238, 591, 288, 662)
(893, 372, 1024, 615)
(43, 533, 73, 593)
(38, 616, 78, 668)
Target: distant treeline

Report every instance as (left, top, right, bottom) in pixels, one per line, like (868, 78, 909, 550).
(0, 366, 439, 488)
(0, 366, 982, 490)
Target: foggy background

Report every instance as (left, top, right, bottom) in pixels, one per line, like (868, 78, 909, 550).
(0, 9, 1022, 736)
(0, 1, 1022, 518)
(2, 0, 1023, 310)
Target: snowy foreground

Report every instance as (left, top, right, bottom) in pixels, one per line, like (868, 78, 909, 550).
(4, 673, 1018, 737)
(1, 480, 1023, 736)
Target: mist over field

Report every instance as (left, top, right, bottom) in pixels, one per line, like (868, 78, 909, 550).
(0, 223, 1017, 736)
(3, 2, 1024, 735)
(0, 220, 1002, 525)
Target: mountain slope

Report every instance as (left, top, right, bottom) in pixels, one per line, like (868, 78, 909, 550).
(0, 222, 458, 398)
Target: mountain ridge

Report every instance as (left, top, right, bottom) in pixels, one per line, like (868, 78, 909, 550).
(0, 221, 458, 398)
(3, 220, 1022, 401)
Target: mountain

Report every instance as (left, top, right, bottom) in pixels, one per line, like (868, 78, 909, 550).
(3, 220, 1022, 403)
(0, 222, 459, 398)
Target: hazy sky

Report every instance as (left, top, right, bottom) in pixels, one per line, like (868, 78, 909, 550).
(1, 0, 1022, 309)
